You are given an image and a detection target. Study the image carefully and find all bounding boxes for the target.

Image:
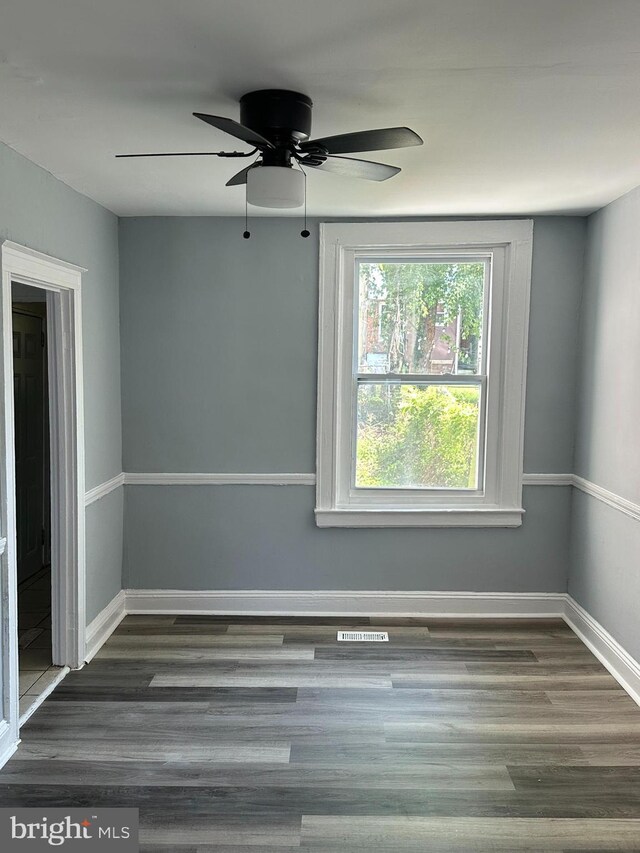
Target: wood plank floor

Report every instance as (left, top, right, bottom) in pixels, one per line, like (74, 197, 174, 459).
(1, 615, 640, 851)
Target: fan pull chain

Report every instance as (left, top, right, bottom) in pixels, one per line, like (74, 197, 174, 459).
(300, 165, 310, 238)
(243, 191, 250, 239)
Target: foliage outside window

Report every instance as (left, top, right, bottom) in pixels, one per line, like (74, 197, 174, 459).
(316, 221, 533, 528)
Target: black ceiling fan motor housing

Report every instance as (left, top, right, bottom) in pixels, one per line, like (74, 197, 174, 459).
(240, 90, 313, 145)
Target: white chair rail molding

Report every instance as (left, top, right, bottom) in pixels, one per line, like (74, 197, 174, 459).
(83, 470, 640, 525)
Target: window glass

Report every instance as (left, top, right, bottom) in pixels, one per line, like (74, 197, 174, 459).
(356, 382, 481, 489)
(357, 261, 485, 376)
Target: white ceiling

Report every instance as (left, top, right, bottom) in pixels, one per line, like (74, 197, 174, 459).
(1, 0, 640, 217)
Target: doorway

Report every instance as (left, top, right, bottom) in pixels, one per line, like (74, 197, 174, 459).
(1, 241, 86, 761)
(12, 286, 62, 717)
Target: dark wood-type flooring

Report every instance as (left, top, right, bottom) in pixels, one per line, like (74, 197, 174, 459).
(1, 615, 640, 851)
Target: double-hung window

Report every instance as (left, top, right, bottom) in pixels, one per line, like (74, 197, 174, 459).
(316, 220, 533, 527)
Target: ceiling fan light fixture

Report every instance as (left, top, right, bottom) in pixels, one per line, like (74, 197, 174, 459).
(246, 166, 304, 208)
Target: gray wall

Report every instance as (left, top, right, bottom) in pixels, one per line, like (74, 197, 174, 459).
(0, 141, 123, 622)
(570, 185, 640, 660)
(120, 216, 585, 592)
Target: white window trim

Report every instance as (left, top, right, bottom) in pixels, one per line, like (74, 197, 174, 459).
(315, 220, 533, 528)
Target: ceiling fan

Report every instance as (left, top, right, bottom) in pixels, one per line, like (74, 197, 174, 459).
(116, 89, 423, 212)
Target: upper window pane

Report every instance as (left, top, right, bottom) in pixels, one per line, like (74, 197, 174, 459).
(357, 260, 486, 375)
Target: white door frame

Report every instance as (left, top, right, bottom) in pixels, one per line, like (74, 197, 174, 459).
(0, 240, 85, 760)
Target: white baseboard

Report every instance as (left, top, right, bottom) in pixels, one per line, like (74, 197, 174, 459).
(124, 589, 566, 618)
(85, 590, 126, 663)
(563, 596, 640, 707)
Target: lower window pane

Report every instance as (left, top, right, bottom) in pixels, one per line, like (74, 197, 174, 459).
(356, 383, 481, 489)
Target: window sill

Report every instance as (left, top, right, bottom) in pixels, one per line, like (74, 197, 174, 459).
(314, 507, 524, 528)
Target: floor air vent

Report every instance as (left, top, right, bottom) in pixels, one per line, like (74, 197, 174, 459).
(337, 631, 389, 642)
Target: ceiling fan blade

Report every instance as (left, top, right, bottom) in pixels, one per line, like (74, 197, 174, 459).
(226, 164, 257, 186)
(300, 126, 422, 155)
(304, 155, 400, 181)
(116, 151, 235, 158)
(193, 113, 274, 149)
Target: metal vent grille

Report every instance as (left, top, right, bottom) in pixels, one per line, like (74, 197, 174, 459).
(337, 631, 389, 642)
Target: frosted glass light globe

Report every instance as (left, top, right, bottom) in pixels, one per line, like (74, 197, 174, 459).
(246, 166, 304, 208)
